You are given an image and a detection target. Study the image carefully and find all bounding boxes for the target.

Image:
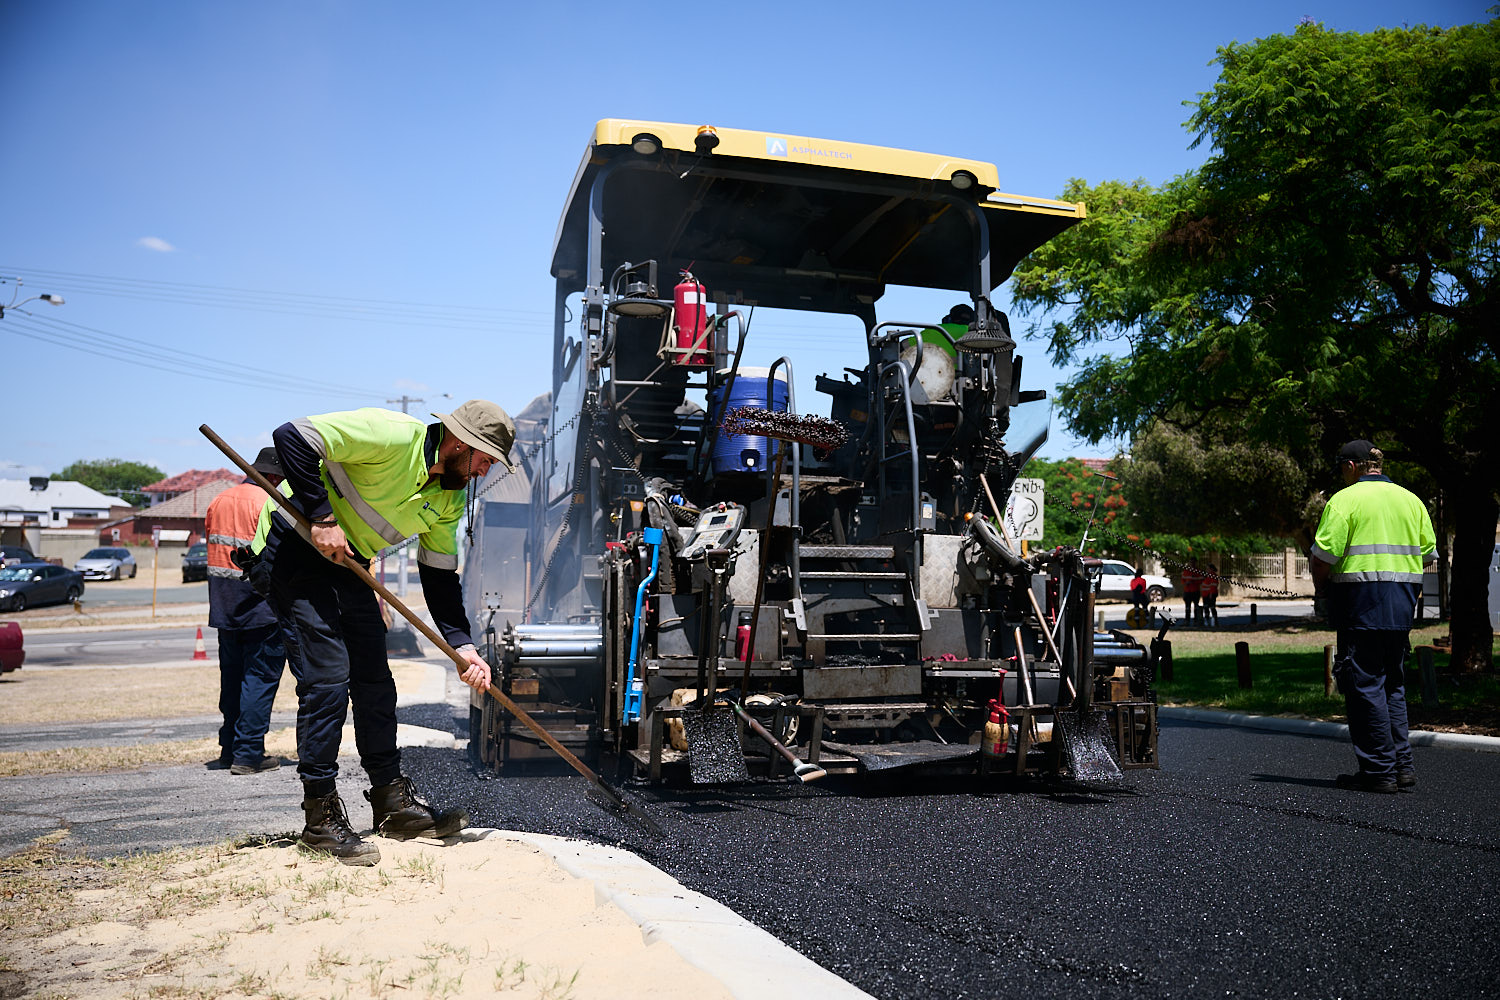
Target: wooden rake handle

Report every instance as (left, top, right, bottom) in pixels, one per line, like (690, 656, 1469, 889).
(197, 423, 626, 809)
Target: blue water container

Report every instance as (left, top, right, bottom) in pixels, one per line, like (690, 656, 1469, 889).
(709, 367, 789, 474)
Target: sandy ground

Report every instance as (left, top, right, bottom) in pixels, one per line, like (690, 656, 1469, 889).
(2, 831, 731, 1000)
(0, 636, 734, 1000)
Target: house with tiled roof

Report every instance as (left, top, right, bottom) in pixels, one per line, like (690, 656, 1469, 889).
(99, 478, 242, 546)
(1, 478, 135, 555)
(140, 468, 240, 506)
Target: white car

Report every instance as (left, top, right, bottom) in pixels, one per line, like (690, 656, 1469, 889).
(1093, 558, 1171, 603)
(73, 546, 137, 581)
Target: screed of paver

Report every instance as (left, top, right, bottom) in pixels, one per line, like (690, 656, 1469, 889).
(7, 835, 732, 1000)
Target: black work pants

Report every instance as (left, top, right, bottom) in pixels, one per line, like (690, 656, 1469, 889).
(1333, 629, 1413, 778)
(263, 521, 399, 797)
(217, 622, 289, 764)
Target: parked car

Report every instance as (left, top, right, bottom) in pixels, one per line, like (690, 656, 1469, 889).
(1, 545, 39, 568)
(1093, 558, 1172, 604)
(74, 547, 137, 581)
(0, 621, 21, 672)
(181, 542, 208, 583)
(0, 562, 85, 612)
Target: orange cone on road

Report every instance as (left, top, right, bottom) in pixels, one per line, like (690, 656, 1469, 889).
(193, 627, 208, 661)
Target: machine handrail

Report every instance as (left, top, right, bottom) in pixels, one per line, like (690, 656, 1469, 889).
(867, 321, 949, 392)
(766, 355, 801, 603)
(877, 359, 923, 599)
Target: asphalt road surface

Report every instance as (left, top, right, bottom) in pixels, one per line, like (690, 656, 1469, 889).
(19, 627, 219, 666)
(2, 657, 1492, 999)
(405, 720, 1499, 1000)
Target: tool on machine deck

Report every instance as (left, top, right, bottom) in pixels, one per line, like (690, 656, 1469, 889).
(199, 423, 663, 838)
(725, 699, 827, 782)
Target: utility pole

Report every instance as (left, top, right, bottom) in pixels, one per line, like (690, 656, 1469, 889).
(385, 397, 422, 594)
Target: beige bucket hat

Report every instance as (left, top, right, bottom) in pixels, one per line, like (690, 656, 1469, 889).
(434, 399, 517, 472)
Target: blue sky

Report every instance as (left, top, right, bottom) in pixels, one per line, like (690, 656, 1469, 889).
(1, 0, 1487, 482)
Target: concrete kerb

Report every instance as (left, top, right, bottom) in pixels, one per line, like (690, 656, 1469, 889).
(461, 829, 878, 1000)
(1161, 706, 1500, 753)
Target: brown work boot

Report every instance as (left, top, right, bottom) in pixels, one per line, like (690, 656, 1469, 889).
(366, 776, 469, 840)
(300, 791, 381, 866)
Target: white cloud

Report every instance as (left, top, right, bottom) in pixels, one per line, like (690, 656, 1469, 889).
(136, 236, 177, 253)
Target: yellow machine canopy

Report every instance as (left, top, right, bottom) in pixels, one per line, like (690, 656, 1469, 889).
(550, 119, 1086, 314)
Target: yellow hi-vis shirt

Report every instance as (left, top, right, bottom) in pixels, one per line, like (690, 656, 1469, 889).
(1311, 475, 1436, 629)
(288, 408, 464, 568)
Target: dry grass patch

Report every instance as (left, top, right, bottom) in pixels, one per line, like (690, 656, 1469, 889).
(0, 660, 430, 727)
(0, 833, 730, 1000)
(0, 727, 299, 778)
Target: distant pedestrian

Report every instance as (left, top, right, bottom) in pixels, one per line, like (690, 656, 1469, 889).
(1181, 556, 1203, 623)
(1129, 567, 1148, 610)
(1311, 440, 1435, 794)
(206, 448, 293, 775)
(1200, 565, 1220, 627)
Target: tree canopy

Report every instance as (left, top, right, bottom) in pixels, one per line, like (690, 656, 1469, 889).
(53, 459, 163, 506)
(1011, 18, 1499, 670)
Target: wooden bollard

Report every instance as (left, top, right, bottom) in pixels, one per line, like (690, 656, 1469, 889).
(1249, 603, 1257, 624)
(1324, 644, 1336, 697)
(1235, 640, 1252, 689)
(1415, 645, 1439, 706)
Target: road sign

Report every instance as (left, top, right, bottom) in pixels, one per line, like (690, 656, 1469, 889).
(150, 525, 161, 549)
(1005, 478, 1044, 541)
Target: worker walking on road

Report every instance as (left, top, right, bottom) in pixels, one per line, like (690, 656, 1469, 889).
(253, 401, 516, 864)
(206, 447, 294, 775)
(1310, 440, 1435, 794)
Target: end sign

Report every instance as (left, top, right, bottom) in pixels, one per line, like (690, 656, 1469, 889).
(1004, 478, 1044, 541)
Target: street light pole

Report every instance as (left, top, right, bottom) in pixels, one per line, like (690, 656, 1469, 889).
(0, 277, 65, 319)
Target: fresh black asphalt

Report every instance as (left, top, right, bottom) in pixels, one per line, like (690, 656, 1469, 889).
(3, 688, 1495, 1000)
(407, 717, 1500, 1000)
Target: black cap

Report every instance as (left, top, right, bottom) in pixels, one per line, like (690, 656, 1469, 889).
(1337, 439, 1376, 463)
(250, 447, 283, 477)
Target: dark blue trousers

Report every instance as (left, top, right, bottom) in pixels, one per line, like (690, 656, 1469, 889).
(264, 524, 400, 797)
(1334, 630, 1413, 777)
(217, 622, 288, 764)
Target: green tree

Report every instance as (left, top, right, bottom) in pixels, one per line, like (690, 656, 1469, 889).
(1120, 423, 1314, 546)
(53, 459, 163, 506)
(1013, 19, 1499, 671)
(1024, 456, 1127, 555)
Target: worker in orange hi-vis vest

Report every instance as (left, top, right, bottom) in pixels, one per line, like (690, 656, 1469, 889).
(1200, 564, 1220, 627)
(1180, 556, 1203, 623)
(205, 447, 294, 775)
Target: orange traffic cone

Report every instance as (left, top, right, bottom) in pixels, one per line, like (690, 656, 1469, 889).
(192, 627, 208, 661)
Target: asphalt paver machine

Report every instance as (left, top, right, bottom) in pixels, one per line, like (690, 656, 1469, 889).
(464, 120, 1158, 781)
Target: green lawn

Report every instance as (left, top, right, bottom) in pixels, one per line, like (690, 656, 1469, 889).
(1147, 624, 1500, 734)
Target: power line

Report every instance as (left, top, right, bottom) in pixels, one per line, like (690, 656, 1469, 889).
(12, 311, 387, 397)
(4, 267, 550, 319)
(1, 267, 553, 333)
(4, 315, 376, 399)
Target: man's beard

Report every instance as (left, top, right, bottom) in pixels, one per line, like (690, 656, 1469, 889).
(438, 451, 473, 490)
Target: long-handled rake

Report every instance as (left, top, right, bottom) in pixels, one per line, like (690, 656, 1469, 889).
(199, 424, 663, 839)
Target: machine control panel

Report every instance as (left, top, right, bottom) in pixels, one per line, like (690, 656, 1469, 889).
(678, 503, 746, 560)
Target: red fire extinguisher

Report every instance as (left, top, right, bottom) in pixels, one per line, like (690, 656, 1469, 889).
(982, 699, 1010, 757)
(673, 271, 711, 367)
